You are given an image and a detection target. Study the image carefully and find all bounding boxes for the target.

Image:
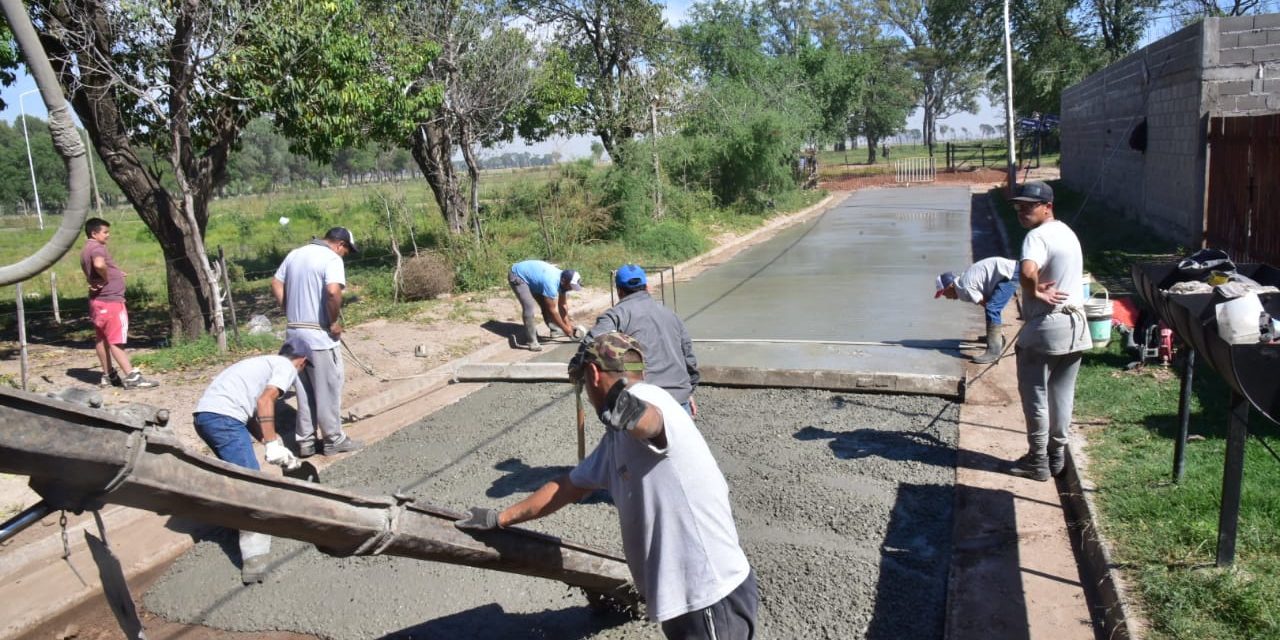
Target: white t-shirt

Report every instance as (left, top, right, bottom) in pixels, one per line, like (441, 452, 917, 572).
(1020, 219, 1090, 354)
(195, 355, 298, 423)
(569, 382, 751, 622)
(274, 241, 346, 350)
(956, 257, 1018, 304)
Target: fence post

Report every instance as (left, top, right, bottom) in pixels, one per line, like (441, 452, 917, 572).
(16, 283, 28, 391)
(50, 272, 60, 325)
(218, 246, 240, 345)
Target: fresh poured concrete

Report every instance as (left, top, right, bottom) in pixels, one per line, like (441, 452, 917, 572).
(677, 187, 979, 391)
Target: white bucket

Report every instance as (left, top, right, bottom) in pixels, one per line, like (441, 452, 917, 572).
(1083, 290, 1113, 349)
(1215, 292, 1263, 344)
(1082, 272, 1094, 300)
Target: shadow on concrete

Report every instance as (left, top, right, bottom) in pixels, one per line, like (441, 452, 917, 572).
(481, 320, 523, 342)
(377, 602, 632, 639)
(486, 458, 575, 498)
(64, 366, 104, 385)
(866, 483, 955, 639)
(941, 484, 1031, 640)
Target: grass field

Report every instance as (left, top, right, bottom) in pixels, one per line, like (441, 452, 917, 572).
(992, 183, 1280, 639)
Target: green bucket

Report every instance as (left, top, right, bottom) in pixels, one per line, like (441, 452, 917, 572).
(1083, 290, 1112, 349)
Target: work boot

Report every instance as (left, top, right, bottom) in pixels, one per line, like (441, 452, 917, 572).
(523, 318, 542, 352)
(297, 438, 317, 458)
(1008, 453, 1050, 482)
(1049, 449, 1066, 478)
(322, 434, 363, 456)
(972, 323, 1004, 364)
(241, 554, 270, 585)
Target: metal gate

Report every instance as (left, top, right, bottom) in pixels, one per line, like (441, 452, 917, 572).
(1205, 114, 1280, 264)
(894, 157, 936, 183)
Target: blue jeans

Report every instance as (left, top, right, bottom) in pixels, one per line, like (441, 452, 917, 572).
(986, 279, 1018, 326)
(193, 412, 259, 471)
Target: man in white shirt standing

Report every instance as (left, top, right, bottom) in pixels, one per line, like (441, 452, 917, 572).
(1007, 181, 1090, 481)
(193, 337, 309, 584)
(272, 227, 363, 458)
(455, 333, 757, 638)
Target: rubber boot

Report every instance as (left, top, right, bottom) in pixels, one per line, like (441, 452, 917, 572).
(972, 323, 1004, 364)
(523, 318, 542, 351)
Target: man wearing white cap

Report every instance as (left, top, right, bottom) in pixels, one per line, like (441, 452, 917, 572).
(508, 259, 586, 351)
(272, 227, 363, 457)
(935, 256, 1019, 363)
(193, 336, 310, 584)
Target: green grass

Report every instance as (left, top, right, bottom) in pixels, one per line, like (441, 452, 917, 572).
(133, 332, 287, 373)
(992, 181, 1280, 639)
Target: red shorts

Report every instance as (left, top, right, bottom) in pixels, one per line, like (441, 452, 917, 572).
(90, 299, 128, 345)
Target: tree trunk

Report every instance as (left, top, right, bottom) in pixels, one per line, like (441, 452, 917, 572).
(458, 122, 483, 241)
(866, 138, 878, 164)
(410, 122, 468, 234)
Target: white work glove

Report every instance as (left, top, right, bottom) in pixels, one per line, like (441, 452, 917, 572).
(573, 325, 588, 341)
(264, 439, 299, 470)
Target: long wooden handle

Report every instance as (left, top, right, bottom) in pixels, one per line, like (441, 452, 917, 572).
(576, 382, 585, 461)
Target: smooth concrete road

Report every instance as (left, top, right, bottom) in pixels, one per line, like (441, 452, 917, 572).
(676, 186, 981, 382)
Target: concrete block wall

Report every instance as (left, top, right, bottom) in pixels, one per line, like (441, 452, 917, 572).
(1061, 22, 1205, 245)
(1061, 14, 1280, 248)
(1207, 15, 1280, 115)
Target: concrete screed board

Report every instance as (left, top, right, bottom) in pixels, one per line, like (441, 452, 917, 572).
(678, 186, 979, 382)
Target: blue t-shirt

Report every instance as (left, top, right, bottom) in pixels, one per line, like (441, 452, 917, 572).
(511, 260, 563, 298)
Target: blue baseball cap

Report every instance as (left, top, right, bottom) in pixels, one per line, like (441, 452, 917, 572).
(615, 264, 647, 289)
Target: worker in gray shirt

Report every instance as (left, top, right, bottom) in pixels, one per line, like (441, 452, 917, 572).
(576, 264, 700, 416)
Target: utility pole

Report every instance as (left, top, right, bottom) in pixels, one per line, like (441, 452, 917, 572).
(650, 95, 663, 219)
(1002, 0, 1018, 192)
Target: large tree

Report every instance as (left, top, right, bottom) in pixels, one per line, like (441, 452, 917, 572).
(517, 0, 669, 161)
(23, 0, 432, 342)
(876, 0, 983, 153)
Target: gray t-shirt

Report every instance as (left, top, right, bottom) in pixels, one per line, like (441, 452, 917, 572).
(584, 292, 699, 404)
(195, 355, 298, 423)
(569, 382, 750, 622)
(956, 257, 1018, 305)
(1020, 219, 1090, 354)
(274, 241, 346, 350)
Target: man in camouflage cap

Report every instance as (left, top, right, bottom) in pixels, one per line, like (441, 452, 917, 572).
(456, 332, 758, 638)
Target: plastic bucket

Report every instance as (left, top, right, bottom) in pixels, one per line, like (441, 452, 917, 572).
(1083, 290, 1113, 349)
(1082, 272, 1093, 299)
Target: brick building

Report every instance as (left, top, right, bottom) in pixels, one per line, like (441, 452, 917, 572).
(1060, 14, 1280, 247)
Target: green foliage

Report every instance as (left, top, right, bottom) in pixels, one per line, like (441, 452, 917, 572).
(625, 220, 708, 263)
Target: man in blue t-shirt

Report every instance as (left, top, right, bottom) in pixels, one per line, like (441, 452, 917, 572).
(508, 259, 585, 351)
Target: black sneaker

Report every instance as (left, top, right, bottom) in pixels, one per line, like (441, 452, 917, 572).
(99, 371, 123, 387)
(122, 370, 159, 389)
(1049, 451, 1066, 478)
(297, 439, 317, 458)
(1009, 454, 1050, 482)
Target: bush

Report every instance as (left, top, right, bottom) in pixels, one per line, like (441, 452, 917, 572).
(625, 220, 708, 263)
(399, 252, 454, 300)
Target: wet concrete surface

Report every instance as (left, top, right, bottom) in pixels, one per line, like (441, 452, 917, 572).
(145, 383, 958, 639)
(676, 187, 980, 382)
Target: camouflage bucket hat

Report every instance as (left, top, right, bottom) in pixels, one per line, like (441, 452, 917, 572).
(568, 332, 645, 381)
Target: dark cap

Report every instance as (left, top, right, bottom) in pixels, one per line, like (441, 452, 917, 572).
(561, 269, 583, 291)
(934, 272, 958, 298)
(324, 227, 360, 254)
(568, 332, 645, 381)
(279, 336, 313, 362)
(615, 264, 647, 289)
(1010, 181, 1054, 204)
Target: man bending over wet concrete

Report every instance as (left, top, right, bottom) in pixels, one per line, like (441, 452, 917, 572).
(193, 337, 308, 584)
(456, 333, 757, 638)
(1007, 181, 1089, 482)
(577, 264, 701, 416)
(934, 256, 1019, 364)
(508, 259, 586, 351)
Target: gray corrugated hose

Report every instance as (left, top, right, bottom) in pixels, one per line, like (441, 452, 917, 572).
(0, 0, 91, 285)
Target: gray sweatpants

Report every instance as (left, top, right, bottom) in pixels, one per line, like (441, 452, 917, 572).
(508, 271, 541, 345)
(660, 570, 758, 639)
(1015, 346, 1083, 458)
(294, 345, 345, 444)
